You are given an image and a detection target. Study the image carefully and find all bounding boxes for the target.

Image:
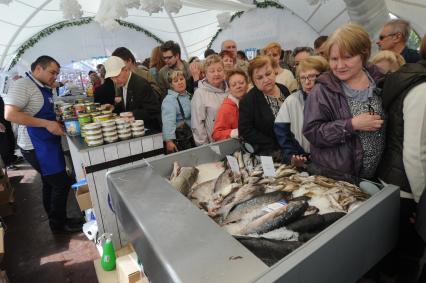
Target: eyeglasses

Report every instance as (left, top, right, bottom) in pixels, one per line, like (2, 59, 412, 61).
(378, 33, 397, 41)
(163, 55, 175, 61)
(299, 74, 319, 82)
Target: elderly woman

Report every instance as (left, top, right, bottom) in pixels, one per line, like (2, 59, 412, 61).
(274, 56, 329, 166)
(263, 42, 297, 92)
(212, 69, 248, 141)
(371, 50, 405, 74)
(161, 70, 193, 153)
(303, 24, 385, 178)
(239, 55, 290, 157)
(191, 54, 228, 145)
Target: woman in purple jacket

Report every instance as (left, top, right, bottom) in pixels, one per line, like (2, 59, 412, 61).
(303, 24, 385, 179)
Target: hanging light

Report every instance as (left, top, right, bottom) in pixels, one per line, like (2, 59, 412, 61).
(164, 0, 182, 14)
(217, 12, 232, 30)
(306, 0, 329, 5)
(140, 0, 164, 15)
(95, 0, 127, 31)
(60, 0, 83, 20)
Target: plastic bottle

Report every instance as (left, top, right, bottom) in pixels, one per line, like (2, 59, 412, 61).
(100, 233, 116, 271)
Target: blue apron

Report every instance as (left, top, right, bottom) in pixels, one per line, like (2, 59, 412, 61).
(26, 73, 65, 176)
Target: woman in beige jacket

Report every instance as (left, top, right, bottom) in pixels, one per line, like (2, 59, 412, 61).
(191, 55, 228, 145)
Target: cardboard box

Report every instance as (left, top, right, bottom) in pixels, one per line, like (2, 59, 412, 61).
(117, 252, 148, 283)
(75, 185, 92, 211)
(94, 258, 118, 283)
(94, 244, 137, 283)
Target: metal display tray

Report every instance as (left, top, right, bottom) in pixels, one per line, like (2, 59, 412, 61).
(107, 139, 399, 283)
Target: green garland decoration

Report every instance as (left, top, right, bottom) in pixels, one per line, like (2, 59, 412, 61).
(207, 1, 284, 49)
(9, 17, 164, 70)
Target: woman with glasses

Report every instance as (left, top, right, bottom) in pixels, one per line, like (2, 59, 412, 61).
(303, 24, 385, 178)
(239, 56, 290, 159)
(274, 56, 329, 167)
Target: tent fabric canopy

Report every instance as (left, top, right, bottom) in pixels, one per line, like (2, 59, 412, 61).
(0, 0, 425, 71)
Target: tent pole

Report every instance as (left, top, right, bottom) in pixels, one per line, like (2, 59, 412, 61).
(165, 10, 189, 59)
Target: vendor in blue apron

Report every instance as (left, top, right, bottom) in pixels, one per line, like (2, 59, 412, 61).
(4, 56, 82, 234)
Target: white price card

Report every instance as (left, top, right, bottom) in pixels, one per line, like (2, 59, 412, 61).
(262, 200, 288, 213)
(226, 155, 240, 174)
(261, 156, 276, 177)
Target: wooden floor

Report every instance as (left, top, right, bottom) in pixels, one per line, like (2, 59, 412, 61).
(3, 163, 99, 283)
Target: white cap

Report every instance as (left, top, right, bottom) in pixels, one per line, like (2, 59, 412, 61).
(104, 56, 125, 78)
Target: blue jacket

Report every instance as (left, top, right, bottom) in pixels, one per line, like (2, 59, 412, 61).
(161, 89, 192, 141)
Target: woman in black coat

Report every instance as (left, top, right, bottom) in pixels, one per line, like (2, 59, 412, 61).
(239, 55, 290, 157)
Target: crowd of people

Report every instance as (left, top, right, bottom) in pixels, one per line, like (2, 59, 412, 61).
(0, 18, 425, 282)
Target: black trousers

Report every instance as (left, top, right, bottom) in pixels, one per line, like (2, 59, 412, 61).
(379, 198, 426, 283)
(20, 148, 71, 229)
(0, 124, 16, 166)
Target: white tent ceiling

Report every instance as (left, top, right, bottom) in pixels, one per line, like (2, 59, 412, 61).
(0, 0, 425, 72)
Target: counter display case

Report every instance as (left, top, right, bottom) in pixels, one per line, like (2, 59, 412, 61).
(106, 139, 399, 283)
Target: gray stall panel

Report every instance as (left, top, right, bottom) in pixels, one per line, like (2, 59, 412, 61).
(107, 140, 399, 283)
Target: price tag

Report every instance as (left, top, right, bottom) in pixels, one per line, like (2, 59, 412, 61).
(261, 156, 276, 177)
(262, 200, 288, 213)
(226, 155, 240, 174)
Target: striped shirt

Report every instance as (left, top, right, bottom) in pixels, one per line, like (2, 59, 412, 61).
(2, 75, 45, 150)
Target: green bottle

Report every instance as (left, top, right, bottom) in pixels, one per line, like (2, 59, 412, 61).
(100, 234, 116, 271)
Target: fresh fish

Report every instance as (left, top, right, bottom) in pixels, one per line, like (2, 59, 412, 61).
(169, 162, 199, 196)
(239, 201, 309, 235)
(286, 214, 325, 233)
(223, 191, 292, 225)
(295, 212, 346, 242)
(298, 231, 319, 242)
(213, 183, 241, 203)
(303, 206, 319, 216)
(214, 169, 235, 194)
(233, 150, 245, 169)
(276, 168, 298, 178)
(235, 236, 303, 267)
(213, 184, 265, 219)
(188, 179, 216, 210)
(248, 227, 299, 242)
(314, 175, 337, 188)
(250, 170, 263, 177)
(322, 212, 345, 226)
(264, 184, 284, 193)
(193, 162, 225, 185)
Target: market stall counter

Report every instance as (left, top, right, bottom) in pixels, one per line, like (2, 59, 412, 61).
(66, 130, 164, 248)
(106, 139, 400, 283)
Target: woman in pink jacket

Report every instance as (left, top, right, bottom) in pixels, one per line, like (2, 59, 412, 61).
(212, 69, 249, 141)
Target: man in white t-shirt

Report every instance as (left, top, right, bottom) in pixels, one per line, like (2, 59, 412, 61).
(3, 56, 82, 234)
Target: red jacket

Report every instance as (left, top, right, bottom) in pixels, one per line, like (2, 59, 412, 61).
(212, 97, 238, 141)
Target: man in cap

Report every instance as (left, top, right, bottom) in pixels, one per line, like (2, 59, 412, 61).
(104, 56, 161, 131)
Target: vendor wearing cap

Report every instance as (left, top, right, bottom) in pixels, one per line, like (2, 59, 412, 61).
(104, 56, 162, 131)
(3, 55, 82, 234)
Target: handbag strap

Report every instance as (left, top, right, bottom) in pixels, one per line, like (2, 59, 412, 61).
(176, 96, 186, 119)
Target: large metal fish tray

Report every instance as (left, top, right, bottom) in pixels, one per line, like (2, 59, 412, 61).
(106, 139, 399, 283)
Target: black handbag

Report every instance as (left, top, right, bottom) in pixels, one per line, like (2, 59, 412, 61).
(175, 97, 195, 151)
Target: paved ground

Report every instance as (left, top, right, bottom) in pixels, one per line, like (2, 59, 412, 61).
(3, 163, 99, 283)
